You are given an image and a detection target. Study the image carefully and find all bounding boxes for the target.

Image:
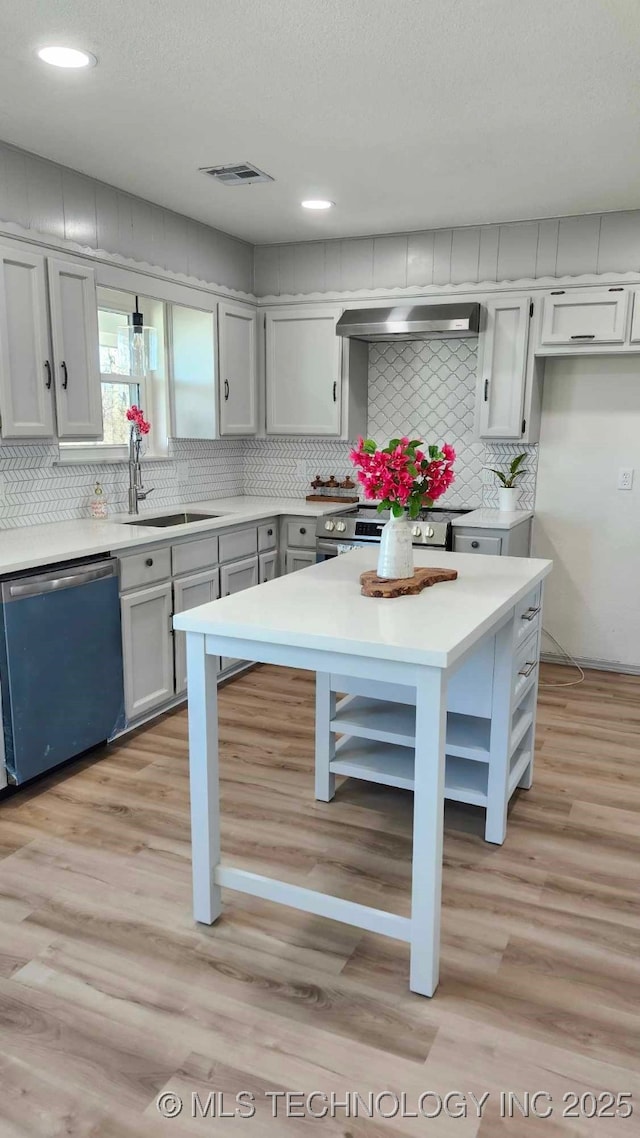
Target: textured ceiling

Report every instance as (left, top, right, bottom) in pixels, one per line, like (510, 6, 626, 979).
(0, 0, 639, 244)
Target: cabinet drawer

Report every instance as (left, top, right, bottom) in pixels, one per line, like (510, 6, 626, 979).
(454, 534, 502, 556)
(258, 520, 277, 551)
(540, 290, 629, 345)
(286, 520, 315, 549)
(218, 526, 257, 563)
(172, 534, 219, 577)
(514, 583, 542, 645)
(119, 546, 171, 591)
(513, 628, 539, 703)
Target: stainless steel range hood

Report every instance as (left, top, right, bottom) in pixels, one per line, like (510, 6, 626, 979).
(335, 302, 481, 342)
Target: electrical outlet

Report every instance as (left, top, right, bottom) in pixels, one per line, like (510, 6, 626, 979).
(618, 467, 634, 490)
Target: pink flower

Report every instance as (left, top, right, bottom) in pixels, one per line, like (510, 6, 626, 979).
(126, 404, 151, 435)
(350, 435, 456, 511)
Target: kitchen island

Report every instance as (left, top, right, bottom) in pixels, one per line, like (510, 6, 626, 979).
(174, 547, 551, 997)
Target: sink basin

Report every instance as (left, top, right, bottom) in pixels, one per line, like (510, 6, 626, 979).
(126, 511, 219, 528)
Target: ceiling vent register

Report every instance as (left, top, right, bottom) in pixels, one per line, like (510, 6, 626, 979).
(199, 163, 274, 186)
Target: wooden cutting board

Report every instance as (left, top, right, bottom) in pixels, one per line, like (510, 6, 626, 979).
(360, 567, 458, 598)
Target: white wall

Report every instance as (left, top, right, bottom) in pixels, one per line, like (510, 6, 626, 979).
(532, 356, 640, 670)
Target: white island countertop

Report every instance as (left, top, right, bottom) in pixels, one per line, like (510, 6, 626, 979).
(175, 547, 551, 669)
(0, 496, 355, 578)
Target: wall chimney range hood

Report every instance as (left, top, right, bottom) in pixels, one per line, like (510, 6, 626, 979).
(335, 302, 481, 341)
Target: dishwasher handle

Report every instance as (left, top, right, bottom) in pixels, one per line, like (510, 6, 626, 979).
(6, 561, 116, 600)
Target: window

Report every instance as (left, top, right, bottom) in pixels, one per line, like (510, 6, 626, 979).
(61, 286, 169, 459)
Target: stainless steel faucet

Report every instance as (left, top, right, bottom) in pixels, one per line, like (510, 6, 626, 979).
(128, 430, 154, 515)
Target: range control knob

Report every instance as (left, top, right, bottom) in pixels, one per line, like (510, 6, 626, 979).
(411, 525, 422, 538)
(424, 525, 435, 539)
(324, 520, 335, 531)
(335, 520, 347, 532)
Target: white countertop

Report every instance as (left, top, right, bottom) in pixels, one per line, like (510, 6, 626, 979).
(452, 508, 534, 530)
(174, 547, 552, 669)
(0, 496, 354, 578)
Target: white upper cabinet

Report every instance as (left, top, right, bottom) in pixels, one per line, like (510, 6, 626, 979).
(266, 306, 343, 435)
(476, 297, 530, 440)
(540, 288, 629, 345)
(171, 303, 217, 439)
(218, 301, 257, 435)
(629, 290, 640, 343)
(0, 244, 54, 438)
(47, 259, 103, 438)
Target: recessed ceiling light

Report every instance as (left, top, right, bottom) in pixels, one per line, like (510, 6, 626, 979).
(301, 199, 334, 210)
(37, 46, 97, 69)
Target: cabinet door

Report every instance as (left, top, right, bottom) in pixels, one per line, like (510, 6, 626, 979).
(171, 303, 217, 439)
(285, 549, 316, 573)
(477, 297, 530, 440)
(0, 245, 55, 438)
(47, 259, 102, 438)
(173, 568, 219, 695)
(259, 549, 278, 583)
(540, 289, 629, 345)
(121, 582, 174, 720)
(219, 555, 258, 672)
(266, 306, 342, 435)
(218, 301, 257, 435)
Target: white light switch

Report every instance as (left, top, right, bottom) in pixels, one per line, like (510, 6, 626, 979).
(618, 467, 634, 490)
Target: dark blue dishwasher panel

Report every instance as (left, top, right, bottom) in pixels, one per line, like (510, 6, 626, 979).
(0, 563, 125, 785)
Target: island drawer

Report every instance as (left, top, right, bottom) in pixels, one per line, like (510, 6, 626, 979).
(119, 546, 172, 591)
(514, 583, 542, 645)
(172, 535, 219, 577)
(258, 520, 277, 551)
(286, 520, 315, 549)
(513, 628, 539, 703)
(218, 526, 257, 564)
(453, 534, 502, 556)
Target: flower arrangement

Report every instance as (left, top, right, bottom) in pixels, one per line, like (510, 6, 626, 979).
(350, 436, 456, 519)
(126, 404, 151, 464)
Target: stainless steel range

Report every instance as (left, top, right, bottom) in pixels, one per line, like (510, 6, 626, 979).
(315, 504, 473, 561)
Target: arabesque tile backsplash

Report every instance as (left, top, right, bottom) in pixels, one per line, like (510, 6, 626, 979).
(0, 338, 536, 529)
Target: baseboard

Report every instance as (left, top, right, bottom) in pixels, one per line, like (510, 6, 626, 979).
(541, 652, 640, 677)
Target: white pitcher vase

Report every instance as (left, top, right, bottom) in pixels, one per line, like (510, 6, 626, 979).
(377, 513, 414, 580)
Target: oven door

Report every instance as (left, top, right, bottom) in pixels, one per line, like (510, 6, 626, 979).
(316, 539, 367, 563)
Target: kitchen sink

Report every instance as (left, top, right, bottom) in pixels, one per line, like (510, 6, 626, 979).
(125, 511, 220, 527)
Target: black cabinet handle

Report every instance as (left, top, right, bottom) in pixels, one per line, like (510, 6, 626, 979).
(61, 361, 68, 389)
(224, 379, 230, 401)
(550, 289, 565, 295)
(145, 557, 154, 567)
(300, 527, 306, 535)
(570, 334, 595, 340)
(44, 361, 52, 389)
(332, 381, 337, 402)
(483, 378, 489, 401)
(471, 540, 479, 549)
(267, 528, 273, 536)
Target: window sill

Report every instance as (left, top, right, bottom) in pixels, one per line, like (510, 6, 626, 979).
(56, 446, 172, 466)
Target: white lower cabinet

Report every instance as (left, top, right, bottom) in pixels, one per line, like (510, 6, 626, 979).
(259, 549, 278, 583)
(220, 555, 259, 672)
(285, 549, 316, 573)
(121, 581, 174, 720)
(173, 568, 220, 694)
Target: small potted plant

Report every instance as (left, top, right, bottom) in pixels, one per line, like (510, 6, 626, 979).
(489, 453, 527, 512)
(350, 436, 456, 579)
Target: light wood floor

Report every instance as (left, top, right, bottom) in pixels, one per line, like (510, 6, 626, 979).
(0, 663, 639, 1136)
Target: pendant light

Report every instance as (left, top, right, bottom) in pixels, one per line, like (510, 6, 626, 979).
(117, 296, 157, 380)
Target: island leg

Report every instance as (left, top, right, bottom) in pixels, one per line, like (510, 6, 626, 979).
(315, 672, 336, 801)
(485, 619, 515, 845)
(410, 665, 448, 997)
(186, 631, 222, 925)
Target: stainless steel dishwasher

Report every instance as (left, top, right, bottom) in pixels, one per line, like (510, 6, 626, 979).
(0, 556, 125, 786)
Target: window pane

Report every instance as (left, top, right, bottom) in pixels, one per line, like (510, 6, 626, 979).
(101, 382, 135, 445)
(98, 308, 131, 376)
